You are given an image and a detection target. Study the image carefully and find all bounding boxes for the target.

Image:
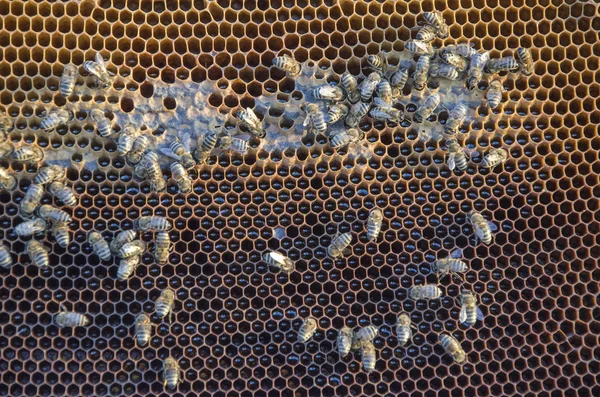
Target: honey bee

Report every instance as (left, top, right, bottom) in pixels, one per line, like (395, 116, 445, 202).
(312, 85, 346, 102)
(459, 289, 484, 327)
(429, 62, 461, 81)
(40, 108, 73, 132)
(134, 313, 152, 346)
(14, 218, 48, 237)
(163, 357, 183, 390)
(0, 140, 15, 159)
(329, 128, 364, 150)
(170, 162, 192, 193)
(50, 221, 70, 248)
(439, 333, 466, 364)
(0, 112, 14, 136)
(298, 317, 318, 343)
(60, 64, 78, 97)
(344, 102, 370, 128)
(337, 326, 354, 358)
(263, 251, 294, 274)
(0, 167, 17, 191)
(414, 93, 441, 123)
(20, 184, 44, 218)
(361, 342, 376, 373)
(325, 103, 349, 125)
(366, 54, 387, 74)
(327, 231, 353, 258)
(412, 55, 431, 91)
(446, 139, 469, 172)
(144, 154, 166, 193)
(168, 138, 196, 170)
(444, 103, 468, 135)
(55, 305, 90, 328)
(37, 204, 72, 223)
(370, 99, 405, 125)
(26, 240, 50, 268)
(301, 103, 328, 136)
(218, 135, 250, 155)
(390, 67, 409, 90)
(110, 230, 138, 255)
(366, 208, 383, 242)
(466, 51, 490, 90)
(432, 248, 468, 279)
(376, 80, 394, 105)
(0, 244, 13, 269)
(408, 284, 442, 300)
(351, 325, 378, 350)
(422, 11, 449, 38)
(516, 47, 534, 76)
(415, 24, 438, 43)
(396, 314, 416, 347)
(440, 47, 470, 72)
(236, 107, 266, 138)
(405, 39, 434, 56)
(136, 215, 172, 231)
(155, 288, 175, 321)
(272, 54, 302, 76)
(83, 53, 112, 88)
(12, 145, 44, 165)
(118, 240, 145, 258)
(485, 56, 520, 74)
(359, 72, 381, 102)
(117, 255, 141, 280)
(480, 148, 508, 170)
(340, 72, 361, 103)
(455, 43, 477, 59)
(48, 181, 78, 206)
(193, 132, 217, 163)
(126, 135, 151, 166)
(116, 126, 139, 156)
(486, 79, 504, 110)
(467, 210, 498, 245)
(88, 231, 112, 261)
(34, 165, 65, 185)
(154, 231, 172, 264)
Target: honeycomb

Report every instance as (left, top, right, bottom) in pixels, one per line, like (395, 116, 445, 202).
(1, 0, 600, 396)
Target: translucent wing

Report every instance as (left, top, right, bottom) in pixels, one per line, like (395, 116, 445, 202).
(406, 327, 413, 340)
(319, 86, 340, 97)
(230, 137, 249, 154)
(474, 225, 486, 241)
(488, 221, 498, 232)
(302, 115, 312, 127)
(245, 108, 260, 125)
(476, 307, 484, 322)
(159, 147, 181, 160)
(449, 248, 463, 259)
(267, 251, 287, 265)
(95, 53, 108, 73)
(459, 306, 468, 325)
(413, 40, 431, 53)
(182, 132, 192, 151)
(372, 97, 391, 108)
(447, 156, 456, 170)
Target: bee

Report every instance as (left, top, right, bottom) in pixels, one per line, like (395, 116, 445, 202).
(486, 79, 504, 109)
(170, 162, 192, 193)
(446, 139, 469, 172)
(416, 24, 438, 43)
(219, 135, 250, 155)
(484, 56, 520, 74)
(412, 55, 431, 91)
(263, 251, 294, 275)
(340, 72, 361, 103)
(199, 131, 219, 153)
(480, 148, 508, 170)
(110, 230, 138, 255)
(459, 289, 484, 327)
(366, 208, 383, 242)
(351, 325, 379, 350)
(467, 210, 498, 245)
(12, 145, 44, 164)
(0, 167, 17, 191)
(330, 128, 364, 150)
(145, 154, 166, 193)
(414, 93, 441, 123)
(154, 231, 172, 264)
(88, 231, 112, 261)
(429, 62, 461, 81)
(0, 112, 14, 136)
(117, 255, 141, 280)
(55, 305, 90, 328)
(118, 240, 145, 258)
(466, 51, 490, 90)
(312, 85, 346, 102)
(236, 107, 266, 138)
(14, 218, 48, 237)
(359, 72, 381, 102)
(440, 333, 466, 364)
(272, 54, 302, 76)
(361, 342, 376, 373)
(444, 103, 468, 135)
(163, 357, 183, 390)
(60, 64, 78, 97)
(50, 221, 70, 248)
(370, 99, 405, 125)
(396, 314, 416, 347)
(298, 317, 318, 343)
(134, 313, 152, 346)
(40, 109, 73, 132)
(169, 138, 196, 170)
(117, 126, 139, 156)
(26, 240, 50, 268)
(37, 204, 72, 223)
(325, 103, 349, 124)
(155, 288, 176, 321)
(366, 54, 387, 74)
(136, 215, 172, 231)
(337, 326, 354, 358)
(327, 231, 353, 258)
(344, 102, 370, 128)
(34, 165, 65, 185)
(440, 48, 470, 72)
(83, 53, 112, 88)
(390, 67, 409, 90)
(432, 248, 467, 279)
(126, 135, 151, 166)
(301, 103, 327, 135)
(376, 80, 394, 105)
(0, 244, 13, 269)
(48, 181, 78, 206)
(0, 140, 15, 159)
(422, 11, 449, 38)
(405, 39, 434, 56)
(408, 284, 442, 300)
(455, 43, 477, 59)
(516, 47, 534, 76)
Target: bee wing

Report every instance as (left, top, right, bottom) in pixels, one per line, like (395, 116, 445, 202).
(476, 307, 484, 322)
(95, 53, 108, 73)
(302, 115, 312, 127)
(474, 225, 487, 241)
(413, 40, 431, 53)
(447, 156, 456, 170)
(267, 251, 287, 265)
(459, 306, 468, 325)
(245, 108, 260, 124)
(487, 221, 498, 232)
(320, 86, 339, 97)
(159, 147, 181, 160)
(449, 248, 463, 258)
(372, 97, 391, 108)
(181, 132, 192, 151)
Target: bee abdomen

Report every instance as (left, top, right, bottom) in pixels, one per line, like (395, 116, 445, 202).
(156, 301, 173, 319)
(396, 326, 411, 346)
(409, 284, 442, 300)
(55, 312, 89, 328)
(117, 256, 140, 280)
(361, 342, 376, 372)
(0, 244, 13, 269)
(164, 368, 180, 389)
(366, 220, 382, 242)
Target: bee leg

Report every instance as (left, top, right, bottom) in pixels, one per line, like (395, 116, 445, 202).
(452, 273, 465, 282)
(60, 304, 68, 312)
